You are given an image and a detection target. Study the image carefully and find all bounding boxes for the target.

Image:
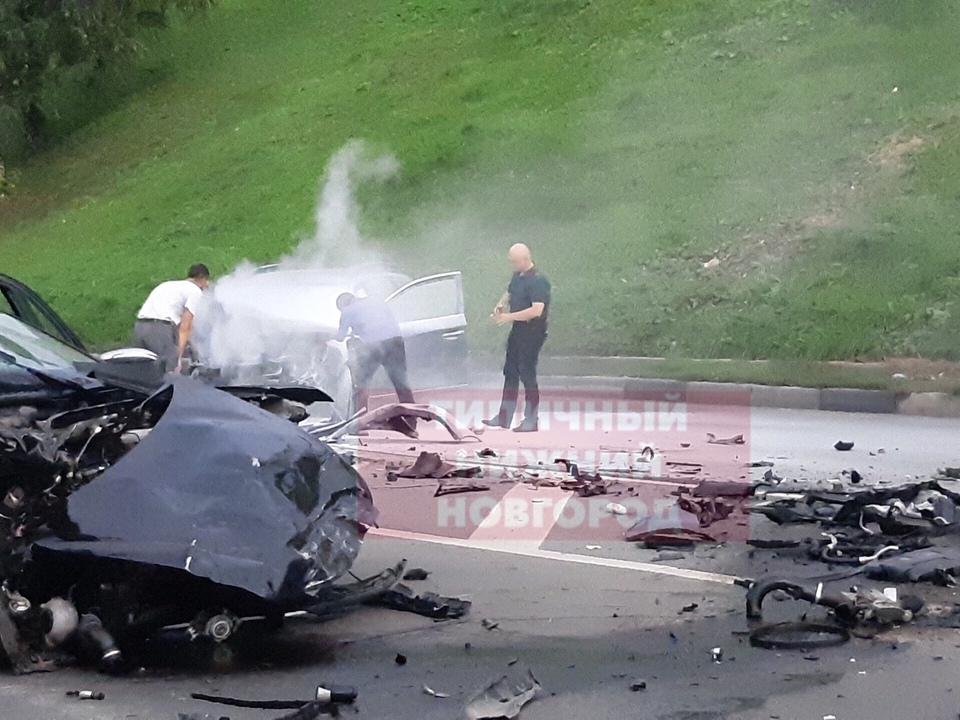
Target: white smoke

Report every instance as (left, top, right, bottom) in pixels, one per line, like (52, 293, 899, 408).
(193, 141, 401, 393)
(284, 140, 399, 268)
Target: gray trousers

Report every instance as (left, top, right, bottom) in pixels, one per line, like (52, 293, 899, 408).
(134, 320, 178, 372)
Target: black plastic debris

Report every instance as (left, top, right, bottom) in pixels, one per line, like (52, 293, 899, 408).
(626, 527, 717, 546)
(690, 480, 751, 498)
(629, 679, 647, 691)
(366, 584, 471, 619)
(465, 668, 541, 720)
(865, 547, 960, 584)
(746, 539, 801, 549)
(749, 622, 850, 650)
(192, 684, 355, 712)
(402, 568, 430, 581)
(395, 653, 407, 666)
(834, 441, 855, 451)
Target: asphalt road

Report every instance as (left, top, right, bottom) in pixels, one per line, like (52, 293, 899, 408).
(4, 405, 960, 720)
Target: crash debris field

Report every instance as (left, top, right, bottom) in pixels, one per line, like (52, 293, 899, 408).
(6, 362, 960, 718)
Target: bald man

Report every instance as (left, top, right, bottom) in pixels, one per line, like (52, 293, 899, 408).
(483, 244, 551, 432)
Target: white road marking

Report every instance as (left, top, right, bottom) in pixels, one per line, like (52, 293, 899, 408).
(368, 527, 741, 585)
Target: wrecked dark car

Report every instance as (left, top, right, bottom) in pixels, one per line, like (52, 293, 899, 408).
(0, 303, 377, 673)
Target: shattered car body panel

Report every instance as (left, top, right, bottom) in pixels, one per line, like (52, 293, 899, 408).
(34, 377, 376, 602)
(0, 300, 379, 670)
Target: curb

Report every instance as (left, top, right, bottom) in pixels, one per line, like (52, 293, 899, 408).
(466, 356, 960, 418)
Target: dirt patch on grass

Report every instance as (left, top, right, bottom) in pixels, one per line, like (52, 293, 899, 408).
(825, 357, 960, 391)
(719, 130, 936, 278)
(868, 134, 930, 171)
(877, 357, 960, 382)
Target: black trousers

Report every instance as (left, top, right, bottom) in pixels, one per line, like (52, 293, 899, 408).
(498, 327, 546, 422)
(353, 336, 415, 409)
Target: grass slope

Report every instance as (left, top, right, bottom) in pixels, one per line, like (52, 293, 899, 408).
(2, 0, 960, 361)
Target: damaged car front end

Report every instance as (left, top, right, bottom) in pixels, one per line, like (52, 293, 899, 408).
(0, 312, 377, 673)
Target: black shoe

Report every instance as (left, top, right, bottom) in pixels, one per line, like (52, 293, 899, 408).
(482, 417, 509, 429)
(512, 420, 538, 433)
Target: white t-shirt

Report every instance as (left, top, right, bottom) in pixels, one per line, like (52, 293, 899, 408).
(137, 280, 203, 324)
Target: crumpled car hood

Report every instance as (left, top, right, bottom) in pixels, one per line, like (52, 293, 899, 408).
(36, 376, 376, 602)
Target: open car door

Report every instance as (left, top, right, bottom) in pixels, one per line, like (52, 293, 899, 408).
(0, 274, 87, 352)
(385, 272, 466, 388)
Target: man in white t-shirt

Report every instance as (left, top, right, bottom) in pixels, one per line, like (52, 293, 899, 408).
(134, 263, 210, 372)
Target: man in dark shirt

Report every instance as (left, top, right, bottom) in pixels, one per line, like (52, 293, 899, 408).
(483, 244, 551, 432)
(336, 293, 415, 411)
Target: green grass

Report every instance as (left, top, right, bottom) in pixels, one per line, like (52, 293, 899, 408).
(2, 0, 960, 363)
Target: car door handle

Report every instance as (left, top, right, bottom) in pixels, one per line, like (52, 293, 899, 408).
(442, 330, 464, 339)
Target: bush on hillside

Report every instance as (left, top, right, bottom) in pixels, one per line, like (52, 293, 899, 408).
(0, 0, 212, 168)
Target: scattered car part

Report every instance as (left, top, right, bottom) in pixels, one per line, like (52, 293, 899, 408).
(301, 562, 405, 618)
(75, 613, 123, 672)
(434, 479, 490, 497)
(465, 668, 541, 720)
(402, 568, 430, 581)
(834, 441, 854, 451)
(365, 584, 471, 619)
(329, 403, 479, 442)
(422, 685, 450, 698)
(625, 527, 717, 546)
(706, 433, 744, 445)
(745, 578, 923, 627)
(864, 547, 960, 583)
(749, 622, 850, 650)
(677, 496, 734, 527)
(193, 684, 355, 711)
(66, 690, 104, 700)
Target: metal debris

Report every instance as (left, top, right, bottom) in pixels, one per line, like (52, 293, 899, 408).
(706, 432, 745, 445)
(328, 403, 479, 441)
(465, 668, 541, 720)
(66, 690, 104, 700)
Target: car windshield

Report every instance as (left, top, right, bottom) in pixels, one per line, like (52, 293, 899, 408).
(0, 313, 92, 371)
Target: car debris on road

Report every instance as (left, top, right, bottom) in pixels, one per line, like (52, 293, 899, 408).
(465, 668, 541, 720)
